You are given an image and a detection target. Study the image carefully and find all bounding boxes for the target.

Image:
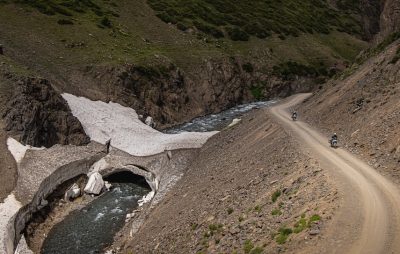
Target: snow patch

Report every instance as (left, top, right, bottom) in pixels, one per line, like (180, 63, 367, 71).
(7, 138, 44, 164)
(0, 194, 22, 254)
(62, 93, 218, 156)
(7, 138, 31, 164)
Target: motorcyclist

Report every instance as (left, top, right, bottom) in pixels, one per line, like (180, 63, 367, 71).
(292, 111, 298, 120)
(330, 133, 338, 147)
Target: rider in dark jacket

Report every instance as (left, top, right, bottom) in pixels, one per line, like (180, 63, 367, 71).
(331, 133, 338, 141)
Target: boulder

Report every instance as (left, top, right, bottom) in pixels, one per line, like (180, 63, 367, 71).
(64, 183, 81, 201)
(84, 173, 104, 195)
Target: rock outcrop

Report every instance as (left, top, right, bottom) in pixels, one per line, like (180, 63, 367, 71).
(3, 77, 89, 147)
(380, 0, 400, 38)
(71, 59, 315, 129)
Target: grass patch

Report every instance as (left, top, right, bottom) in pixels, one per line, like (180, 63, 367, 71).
(276, 227, 293, 244)
(271, 209, 282, 216)
(148, 0, 362, 40)
(308, 214, 321, 226)
(293, 218, 307, 233)
(271, 190, 281, 203)
(254, 205, 262, 213)
(243, 240, 254, 254)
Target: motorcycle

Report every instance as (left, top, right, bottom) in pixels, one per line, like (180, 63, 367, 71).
(330, 138, 338, 148)
(292, 114, 297, 121)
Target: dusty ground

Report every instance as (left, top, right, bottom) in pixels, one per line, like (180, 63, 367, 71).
(118, 106, 339, 254)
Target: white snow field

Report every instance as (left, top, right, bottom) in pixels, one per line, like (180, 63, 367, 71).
(62, 93, 218, 156)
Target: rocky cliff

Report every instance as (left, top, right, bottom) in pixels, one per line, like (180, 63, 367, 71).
(2, 77, 89, 147)
(68, 58, 316, 129)
(380, 0, 400, 38)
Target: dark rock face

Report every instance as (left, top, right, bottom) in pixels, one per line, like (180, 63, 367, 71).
(75, 58, 315, 129)
(380, 0, 400, 38)
(3, 77, 89, 147)
(360, 0, 382, 40)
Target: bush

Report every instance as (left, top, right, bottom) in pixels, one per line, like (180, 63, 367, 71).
(271, 190, 281, 202)
(242, 62, 254, 73)
(276, 227, 293, 244)
(100, 17, 112, 28)
(308, 214, 321, 226)
(227, 208, 234, 214)
(271, 209, 282, 216)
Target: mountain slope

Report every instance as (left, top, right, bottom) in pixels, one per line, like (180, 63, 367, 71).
(299, 35, 400, 183)
(0, 0, 367, 129)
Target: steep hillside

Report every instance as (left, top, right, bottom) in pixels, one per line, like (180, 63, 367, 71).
(299, 36, 400, 183)
(117, 108, 338, 254)
(0, 0, 367, 129)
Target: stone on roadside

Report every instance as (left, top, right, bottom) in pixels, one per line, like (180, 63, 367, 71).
(309, 229, 320, 235)
(84, 172, 105, 195)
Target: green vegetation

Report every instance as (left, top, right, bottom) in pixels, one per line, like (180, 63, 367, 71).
(244, 240, 254, 254)
(308, 214, 321, 225)
(191, 223, 198, 230)
(276, 227, 293, 244)
(271, 209, 282, 216)
(271, 190, 281, 203)
(148, 0, 362, 40)
(254, 205, 262, 213)
(12, 0, 112, 17)
(227, 208, 234, 214)
(293, 214, 321, 233)
(293, 218, 308, 233)
(272, 61, 330, 80)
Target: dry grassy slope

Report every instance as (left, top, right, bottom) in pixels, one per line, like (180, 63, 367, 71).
(0, 0, 367, 130)
(299, 39, 400, 183)
(119, 109, 338, 254)
(0, 0, 366, 83)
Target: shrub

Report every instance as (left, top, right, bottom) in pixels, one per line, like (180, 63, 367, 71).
(227, 208, 234, 214)
(250, 86, 263, 100)
(293, 218, 307, 233)
(276, 227, 293, 244)
(308, 214, 321, 226)
(242, 62, 254, 73)
(271, 209, 282, 216)
(271, 190, 281, 203)
(100, 17, 112, 28)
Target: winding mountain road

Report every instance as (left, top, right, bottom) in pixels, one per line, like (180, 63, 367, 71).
(270, 94, 400, 254)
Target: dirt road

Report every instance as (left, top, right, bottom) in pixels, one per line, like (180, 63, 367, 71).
(270, 94, 400, 254)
